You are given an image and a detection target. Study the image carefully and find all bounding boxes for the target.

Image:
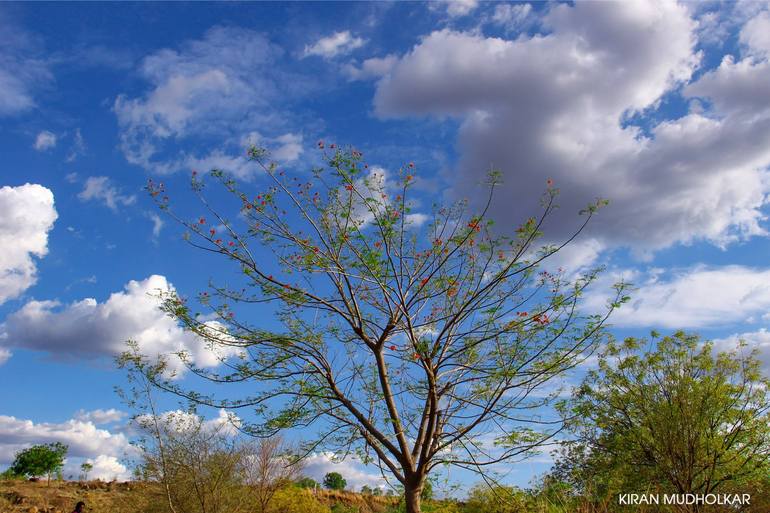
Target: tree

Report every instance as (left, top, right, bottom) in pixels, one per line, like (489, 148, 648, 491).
(558, 331, 770, 510)
(119, 348, 257, 513)
(323, 471, 346, 491)
(80, 462, 93, 481)
(243, 435, 305, 512)
(147, 145, 624, 513)
(296, 476, 319, 489)
(10, 442, 68, 486)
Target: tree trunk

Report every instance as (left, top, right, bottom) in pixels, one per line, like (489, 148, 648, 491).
(404, 483, 423, 513)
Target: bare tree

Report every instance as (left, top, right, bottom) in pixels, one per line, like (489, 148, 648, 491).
(242, 436, 304, 512)
(146, 145, 626, 513)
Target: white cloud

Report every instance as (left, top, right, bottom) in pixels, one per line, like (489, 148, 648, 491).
(0, 275, 240, 373)
(0, 22, 52, 116)
(490, 3, 533, 30)
(0, 184, 57, 305)
(73, 409, 127, 425)
(304, 31, 366, 59)
(343, 55, 398, 81)
(372, 2, 770, 258)
(303, 452, 385, 491)
(72, 454, 129, 481)
(270, 133, 304, 162)
(148, 212, 164, 239)
(33, 130, 57, 151)
(740, 9, 770, 58)
(584, 265, 770, 329)
(713, 329, 770, 377)
(0, 414, 133, 469)
(66, 128, 86, 162)
(78, 176, 136, 211)
(438, 0, 479, 18)
(114, 26, 299, 176)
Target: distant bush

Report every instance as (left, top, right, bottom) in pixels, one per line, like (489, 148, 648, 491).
(324, 472, 347, 491)
(296, 477, 320, 489)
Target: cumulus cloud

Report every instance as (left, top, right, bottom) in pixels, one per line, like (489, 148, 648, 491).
(0, 414, 133, 472)
(33, 130, 57, 151)
(373, 2, 770, 260)
(304, 31, 366, 59)
(583, 265, 770, 329)
(78, 176, 136, 211)
(304, 452, 385, 491)
(0, 275, 240, 373)
(114, 26, 302, 177)
(0, 184, 57, 305)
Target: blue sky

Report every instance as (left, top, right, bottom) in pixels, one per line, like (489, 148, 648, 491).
(2, 0, 770, 493)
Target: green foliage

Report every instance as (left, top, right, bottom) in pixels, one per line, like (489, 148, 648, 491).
(463, 485, 528, 513)
(559, 331, 770, 498)
(324, 472, 347, 491)
(10, 442, 68, 485)
(268, 487, 330, 513)
(421, 480, 433, 501)
(0, 467, 21, 480)
(80, 462, 93, 481)
(296, 477, 320, 489)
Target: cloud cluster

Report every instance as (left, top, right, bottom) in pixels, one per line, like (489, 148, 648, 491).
(373, 2, 770, 261)
(0, 183, 57, 305)
(114, 26, 304, 177)
(0, 275, 239, 372)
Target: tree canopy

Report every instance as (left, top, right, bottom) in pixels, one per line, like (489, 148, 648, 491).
(556, 331, 770, 504)
(10, 442, 68, 485)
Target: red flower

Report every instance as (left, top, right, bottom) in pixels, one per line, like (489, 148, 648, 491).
(192, 170, 197, 176)
(215, 239, 222, 244)
(228, 241, 235, 246)
(317, 140, 324, 149)
(546, 178, 554, 187)
(405, 175, 413, 181)
(330, 143, 336, 149)
(345, 184, 353, 191)
(420, 278, 429, 287)
(198, 217, 206, 224)
(210, 228, 216, 235)
(390, 345, 397, 351)
(408, 162, 414, 168)
(374, 241, 382, 248)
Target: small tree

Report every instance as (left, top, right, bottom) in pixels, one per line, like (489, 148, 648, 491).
(559, 331, 770, 510)
(324, 472, 346, 491)
(147, 145, 624, 513)
(10, 442, 68, 486)
(80, 462, 93, 481)
(296, 477, 319, 489)
(243, 435, 304, 512)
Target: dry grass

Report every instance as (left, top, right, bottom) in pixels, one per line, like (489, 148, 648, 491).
(0, 479, 163, 513)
